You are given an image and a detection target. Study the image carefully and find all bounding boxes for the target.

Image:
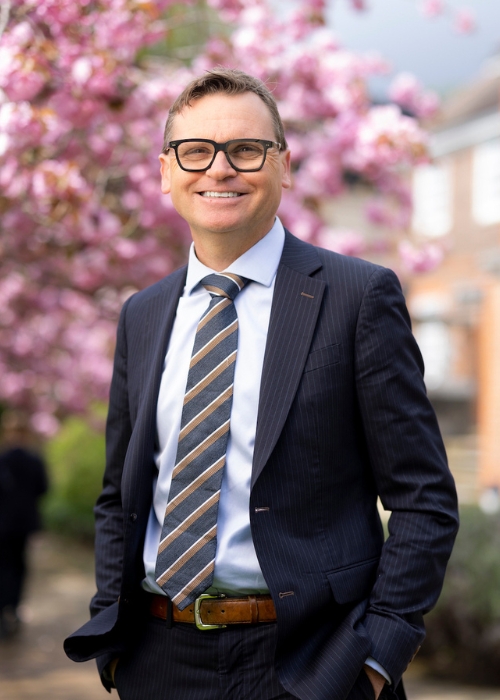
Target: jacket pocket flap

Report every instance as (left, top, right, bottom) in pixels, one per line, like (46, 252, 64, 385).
(304, 344, 340, 372)
(326, 557, 379, 605)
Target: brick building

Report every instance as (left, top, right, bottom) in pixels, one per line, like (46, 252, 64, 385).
(408, 55, 500, 505)
(322, 57, 500, 505)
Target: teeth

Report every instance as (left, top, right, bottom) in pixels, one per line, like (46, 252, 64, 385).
(201, 191, 241, 198)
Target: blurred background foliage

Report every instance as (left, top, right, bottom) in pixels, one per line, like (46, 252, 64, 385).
(42, 412, 105, 540)
(421, 506, 500, 684)
(152, 1, 227, 63)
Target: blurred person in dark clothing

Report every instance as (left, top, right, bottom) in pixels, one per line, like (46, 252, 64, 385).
(0, 412, 48, 638)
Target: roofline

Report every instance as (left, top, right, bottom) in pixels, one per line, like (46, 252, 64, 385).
(431, 111, 500, 157)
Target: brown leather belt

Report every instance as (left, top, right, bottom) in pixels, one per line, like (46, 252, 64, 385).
(150, 593, 276, 629)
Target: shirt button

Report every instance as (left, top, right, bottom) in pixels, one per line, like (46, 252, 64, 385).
(129, 513, 137, 522)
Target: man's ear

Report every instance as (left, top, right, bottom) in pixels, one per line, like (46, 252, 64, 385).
(281, 149, 292, 190)
(159, 153, 171, 194)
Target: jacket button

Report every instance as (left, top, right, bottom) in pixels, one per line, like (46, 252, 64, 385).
(130, 513, 137, 522)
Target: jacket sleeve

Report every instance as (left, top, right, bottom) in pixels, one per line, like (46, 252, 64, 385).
(90, 297, 133, 619)
(354, 267, 459, 685)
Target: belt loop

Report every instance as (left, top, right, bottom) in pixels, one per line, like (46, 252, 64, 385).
(165, 596, 173, 629)
(248, 595, 258, 624)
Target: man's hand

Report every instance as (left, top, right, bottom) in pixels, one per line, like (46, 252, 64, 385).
(109, 657, 119, 685)
(363, 664, 386, 700)
(102, 657, 119, 688)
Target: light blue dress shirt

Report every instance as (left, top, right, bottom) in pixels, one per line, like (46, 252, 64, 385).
(143, 217, 284, 596)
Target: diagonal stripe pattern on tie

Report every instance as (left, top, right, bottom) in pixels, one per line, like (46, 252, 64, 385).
(155, 272, 248, 610)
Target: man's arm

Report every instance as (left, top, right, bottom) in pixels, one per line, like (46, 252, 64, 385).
(354, 267, 459, 686)
(63, 297, 135, 683)
(91, 300, 134, 689)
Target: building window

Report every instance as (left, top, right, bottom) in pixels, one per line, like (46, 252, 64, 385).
(412, 162, 453, 238)
(472, 138, 500, 226)
(414, 320, 452, 391)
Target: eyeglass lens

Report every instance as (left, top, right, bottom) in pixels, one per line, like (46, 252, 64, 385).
(176, 140, 267, 171)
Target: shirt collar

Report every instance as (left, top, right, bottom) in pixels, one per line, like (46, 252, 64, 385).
(184, 217, 285, 295)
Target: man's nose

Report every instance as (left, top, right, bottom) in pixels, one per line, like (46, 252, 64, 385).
(206, 149, 237, 178)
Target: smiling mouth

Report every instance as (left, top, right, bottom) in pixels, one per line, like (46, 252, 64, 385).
(200, 191, 243, 198)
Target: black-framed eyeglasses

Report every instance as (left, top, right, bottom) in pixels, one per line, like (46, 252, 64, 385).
(165, 138, 282, 172)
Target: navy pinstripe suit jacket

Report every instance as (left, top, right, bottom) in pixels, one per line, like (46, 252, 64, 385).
(65, 230, 458, 700)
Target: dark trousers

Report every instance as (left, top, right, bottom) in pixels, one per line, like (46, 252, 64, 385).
(113, 614, 401, 700)
(0, 533, 28, 610)
(115, 618, 296, 700)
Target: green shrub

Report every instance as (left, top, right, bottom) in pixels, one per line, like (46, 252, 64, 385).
(421, 505, 500, 684)
(42, 414, 105, 540)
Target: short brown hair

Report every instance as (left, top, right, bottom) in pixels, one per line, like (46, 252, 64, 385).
(162, 68, 288, 151)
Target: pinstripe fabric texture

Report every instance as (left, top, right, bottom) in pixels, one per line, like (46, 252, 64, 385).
(113, 618, 298, 700)
(155, 272, 247, 610)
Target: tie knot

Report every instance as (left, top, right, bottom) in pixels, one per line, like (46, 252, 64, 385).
(201, 273, 248, 301)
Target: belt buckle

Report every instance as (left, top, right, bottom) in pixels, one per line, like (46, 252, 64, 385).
(194, 593, 227, 630)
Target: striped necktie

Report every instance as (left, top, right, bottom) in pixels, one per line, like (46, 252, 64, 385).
(155, 272, 248, 610)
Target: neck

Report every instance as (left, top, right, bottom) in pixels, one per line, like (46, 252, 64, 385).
(191, 226, 271, 271)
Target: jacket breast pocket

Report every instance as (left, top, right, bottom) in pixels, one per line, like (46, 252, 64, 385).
(326, 556, 379, 605)
(304, 343, 340, 373)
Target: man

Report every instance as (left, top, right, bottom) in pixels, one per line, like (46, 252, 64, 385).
(65, 69, 458, 700)
(0, 412, 48, 639)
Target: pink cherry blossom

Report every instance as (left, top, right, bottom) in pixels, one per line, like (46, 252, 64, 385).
(349, 0, 367, 10)
(31, 412, 60, 437)
(389, 73, 439, 119)
(454, 8, 475, 34)
(317, 228, 367, 256)
(398, 240, 444, 273)
(0, 0, 453, 434)
(344, 105, 429, 177)
(420, 0, 444, 18)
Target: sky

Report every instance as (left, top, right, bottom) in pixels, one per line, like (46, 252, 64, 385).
(328, 0, 500, 98)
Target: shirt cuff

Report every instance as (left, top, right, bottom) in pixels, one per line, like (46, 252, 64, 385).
(365, 656, 392, 685)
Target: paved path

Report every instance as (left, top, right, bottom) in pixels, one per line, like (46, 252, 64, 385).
(0, 534, 103, 700)
(1, 533, 499, 700)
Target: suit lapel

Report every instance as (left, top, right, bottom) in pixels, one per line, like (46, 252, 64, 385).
(252, 232, 325, 487)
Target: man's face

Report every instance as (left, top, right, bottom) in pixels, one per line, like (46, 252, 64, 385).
(159, 92, 291, 250)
